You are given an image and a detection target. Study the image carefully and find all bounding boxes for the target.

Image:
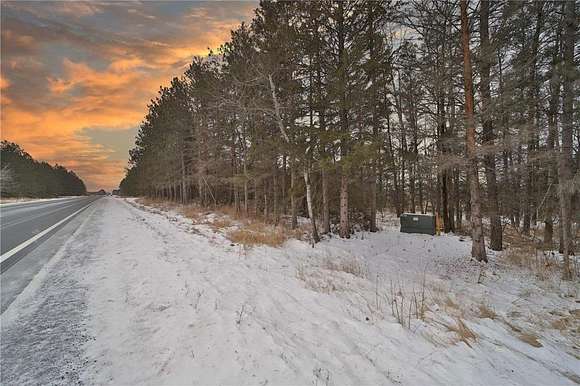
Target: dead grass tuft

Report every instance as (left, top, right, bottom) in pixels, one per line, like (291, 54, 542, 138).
(227, 222, 287, 248)
(551, 317, 570, 331)
(443, 296, 461, 312)
(503, 246, 564, 281)
(518, 332, 543, 347)
(287, 225, 308, 241)
(501, 224, 579, 279)
(323, 257, 367, 278)
(296, 264, 307, 281)
(180, 205, 205, 223)
(137, 197, 178, 210)
(135, 200, 311, 245)
(504, 246, 537, 267)
(446, 318, 478, 347)
(504, 320, 523, 333)
(478, 303, 497, 319)
(387, 277, 428, 329)
(210, 218, 233, 230)
(215, 205, 246, 220)
(295, 267, 339, 294)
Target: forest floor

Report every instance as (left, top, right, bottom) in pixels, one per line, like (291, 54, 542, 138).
(1, 196, 578, 385)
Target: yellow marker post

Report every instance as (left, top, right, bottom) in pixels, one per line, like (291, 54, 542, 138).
(435, 215, 443, 236)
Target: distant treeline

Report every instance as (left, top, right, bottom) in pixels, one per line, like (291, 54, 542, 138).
(1, 141, 86, 198)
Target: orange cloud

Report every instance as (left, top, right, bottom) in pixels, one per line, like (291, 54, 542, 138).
(0, 75, 10, 89)
(1, 1, 257, 190)
(3, 56, 172, 188)
(0, 75, 11, 106)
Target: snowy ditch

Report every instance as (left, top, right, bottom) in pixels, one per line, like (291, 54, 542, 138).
(121, 197, 579, 385)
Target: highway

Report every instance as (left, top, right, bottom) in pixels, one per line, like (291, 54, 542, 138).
(0, 196, 100, 311)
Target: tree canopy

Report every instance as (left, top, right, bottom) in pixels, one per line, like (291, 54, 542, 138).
(1, 141, 87, 198)
(121, 0, 578, 270)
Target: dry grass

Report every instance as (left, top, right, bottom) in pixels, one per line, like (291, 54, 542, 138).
(387, 278, 428, 329)
(477, 303, 497, 320)
(214, 205, 308, 243)
(180, 204, 205, 223)
(136, 199, 311, 246)
(286, 225, 308, 241)
(323, 257, 367, 278)
(504, 320, 523, 333)
(551, 316, 572, 331)
(429, 283, 460, 313)
(210, 218, 233, 230)
(136, 197, 177, 210)
(446, 318, 478, 347)
(215, 205, 247, 221)
(444, 296, 459, 310)
(296, 264, 307, 282)
(501, 223, 580, 279)
(227, 221, 287, 248)
(295, 268, 339, 294)
(504, 246, 540, 267)
(215, 204, 276, 224)
(503, 246, 562, 281)
(501, 224, 534, 247)
(432, 294, 463, 317)
(518, 332, 543, 348)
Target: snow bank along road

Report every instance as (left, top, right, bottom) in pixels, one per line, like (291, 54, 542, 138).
(1, 197, 578, 385)
(0, 196, 100, 310)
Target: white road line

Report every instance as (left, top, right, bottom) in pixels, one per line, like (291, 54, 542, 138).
(0, 196, 80, 208)
(0, 202, 80, 229)
(0, 200, 95, 265)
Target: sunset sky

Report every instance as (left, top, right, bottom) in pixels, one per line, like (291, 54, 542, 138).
(1, 1, 256, 191)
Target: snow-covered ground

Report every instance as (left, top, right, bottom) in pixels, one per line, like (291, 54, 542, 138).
(1, 197, 578, 385)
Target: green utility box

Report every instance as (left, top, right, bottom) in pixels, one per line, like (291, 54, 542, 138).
(400, 213, 436, 236)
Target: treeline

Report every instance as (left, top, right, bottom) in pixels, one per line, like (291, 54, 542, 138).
(121, 1, 578, 273)
(1, 141, 86, 198)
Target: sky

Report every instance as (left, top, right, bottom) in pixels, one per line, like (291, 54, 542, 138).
(1, 1, 257, 191)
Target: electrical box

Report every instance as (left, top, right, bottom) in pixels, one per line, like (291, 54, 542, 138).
(400, 213, 436, 236)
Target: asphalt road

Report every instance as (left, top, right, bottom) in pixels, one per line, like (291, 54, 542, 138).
(0, 196, 100, 276)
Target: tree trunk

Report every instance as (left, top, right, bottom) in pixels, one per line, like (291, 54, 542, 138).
(419, 173, 424, 214)
(386, 114, 401, 216)
(273, 163, 279, 225)
(544, 22, 562, 249)
(480, 0, 502, 250)
(254, 180, 258, 216)
(369, 171, 377, 232)
(181, 149, 187, 204)
(304, 168, 320, 243)
(243, 161, 249, 215)
(339, 169, 349, 238)
(264, 177, 269, 219)
(558, 0, 576, 278)
(454, 169, 462, 229)
(290, 167, 298, 229)
(321, 167, 330, 234)
(282, 155, 287, 215)
(523, 2, 544, 235)
(337, 1, 350, 239)
(461, 0, 487, 262)
(367, 4, 379, 232)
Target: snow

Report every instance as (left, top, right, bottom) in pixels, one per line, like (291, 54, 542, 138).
(1, 197, 578, 385)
